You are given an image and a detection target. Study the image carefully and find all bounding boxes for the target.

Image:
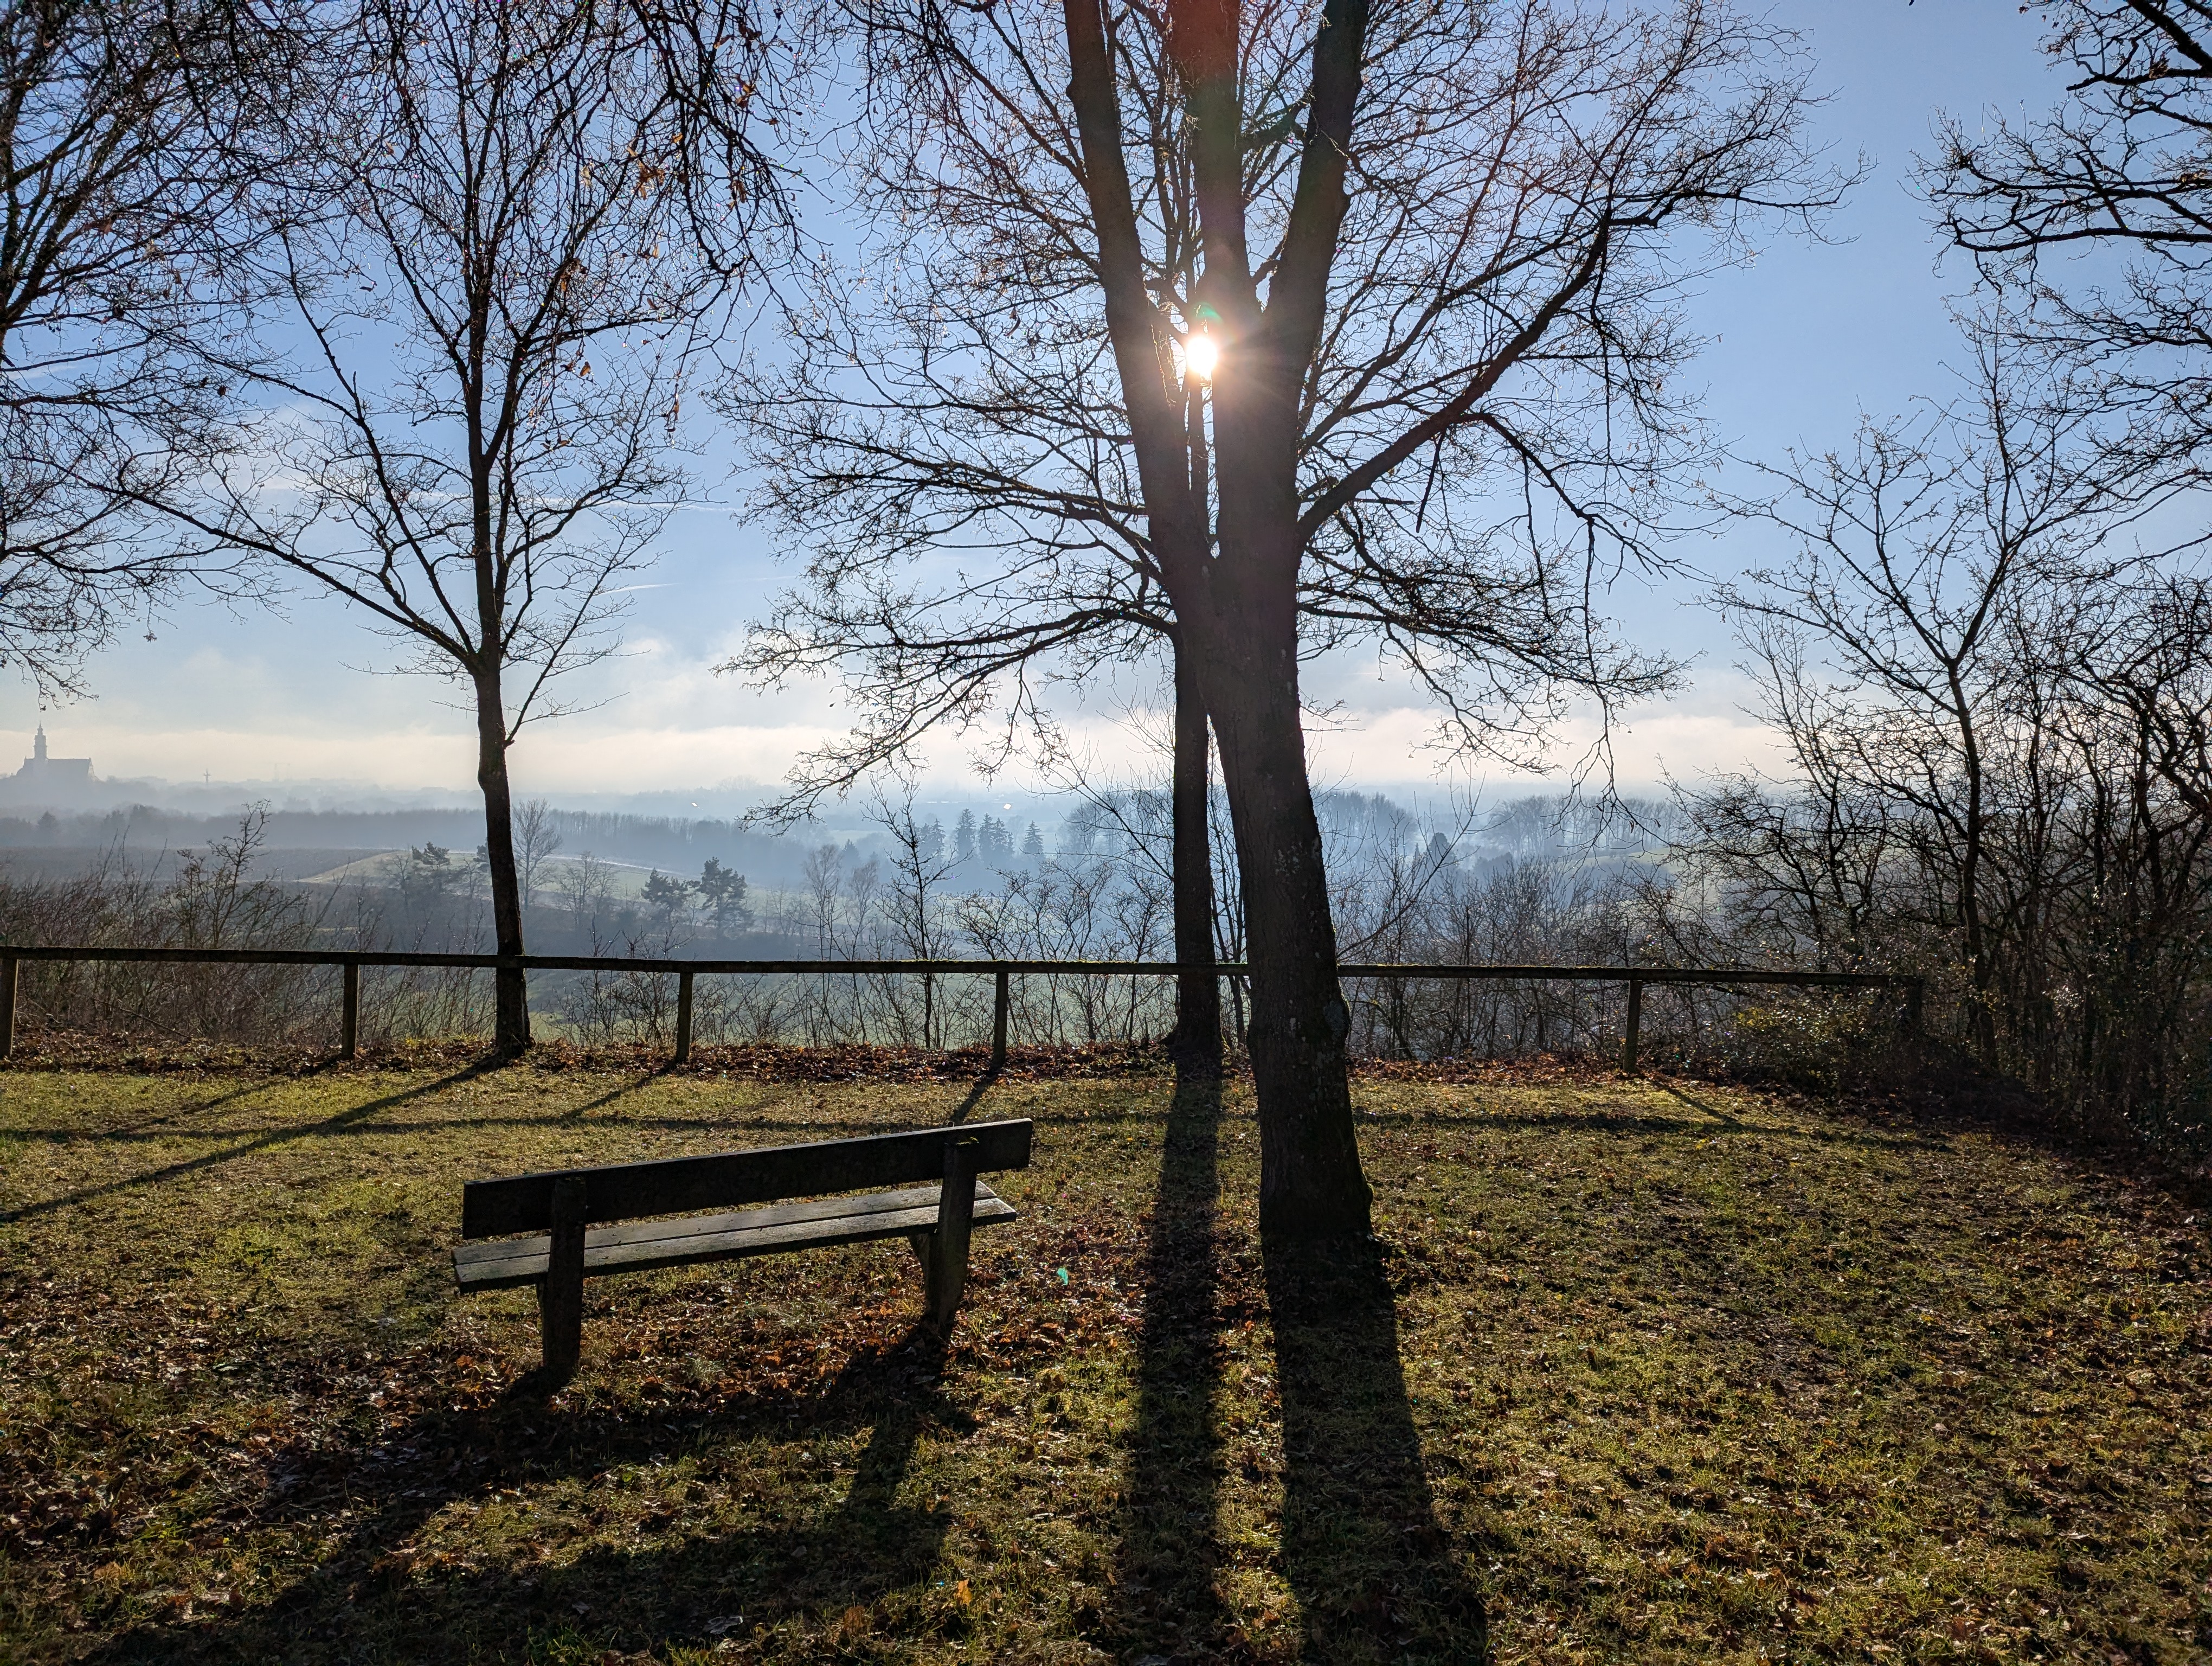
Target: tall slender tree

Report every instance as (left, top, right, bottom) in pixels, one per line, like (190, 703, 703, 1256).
(734, 0, 1835, 1232)
(195, 0, 783, 1053)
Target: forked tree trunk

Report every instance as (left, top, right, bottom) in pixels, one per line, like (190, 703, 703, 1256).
(1169, 634, 1222, 1081)
(1057, 0, 1374, 1236)
(1189, 593, 1370, 1237)
(474, 670, 531, 1056)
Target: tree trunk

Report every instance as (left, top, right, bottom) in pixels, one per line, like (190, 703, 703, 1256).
(474, 669, 531, 1055)
(1056, 0, 1372, 1236)
(1193, 603, 1370, 1238)
(1169, 633, 1223, 1081)
(1950, 672, 1997, 1065)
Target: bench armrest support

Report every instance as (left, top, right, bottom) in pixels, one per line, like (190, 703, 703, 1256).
(540, 1175, 587, 1379)
(923, 1136, 981, 1332)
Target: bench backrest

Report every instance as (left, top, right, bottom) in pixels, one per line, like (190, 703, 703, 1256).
(460, 1118, 1033, 1239)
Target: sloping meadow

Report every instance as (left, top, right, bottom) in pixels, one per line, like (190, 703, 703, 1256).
(1, 1056, 2206, 1663)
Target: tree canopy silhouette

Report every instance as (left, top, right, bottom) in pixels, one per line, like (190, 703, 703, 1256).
(730, 0, 1841, 1231)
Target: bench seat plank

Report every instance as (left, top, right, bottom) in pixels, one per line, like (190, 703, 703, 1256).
(453, 1180, 995, 1266)
(461, 1119, 1033, 1238)
(453, 1180, 1015, 1292)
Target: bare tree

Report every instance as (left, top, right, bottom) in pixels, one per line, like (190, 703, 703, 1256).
(801, 842, 845, 956)
(555, 851, 615, 934)
(0, 0, 303, 689)
(869, 794, 957, 1047)
(732, 0, 1836, 1232)
(1682, 316, 2212, 1130)
(1669, 629, 1900, 972)
(1032, 695, 1225, 1074)
(515, 797, 563, 911)
(195, 0, 783, 1053)
(1712, 339, 2156, 1058)
(2086, 575, 2212, 824)
(1928, 1, 2212, 471)
(1684, 552, 2212, 1130)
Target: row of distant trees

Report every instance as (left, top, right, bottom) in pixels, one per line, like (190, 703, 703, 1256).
(10, 1, 2212, 1223)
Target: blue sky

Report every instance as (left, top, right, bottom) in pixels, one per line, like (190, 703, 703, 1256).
(11, 1, 2066, 809)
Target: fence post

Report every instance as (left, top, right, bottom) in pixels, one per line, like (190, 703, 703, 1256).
(339, 960, 360, 1059)
(990, 966, 1010, 1073)
(674, 969, 695, 1064)
(0, 954, 15, 1060)
(1621, 975, 1643, 1073)
(1904, 976, 1924, 1036)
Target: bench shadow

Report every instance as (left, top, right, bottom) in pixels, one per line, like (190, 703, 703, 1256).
(1265, 1232, 1488, 1664)
(74, 1321, 961, 1664)
(1104, 1075, 1231, 1659)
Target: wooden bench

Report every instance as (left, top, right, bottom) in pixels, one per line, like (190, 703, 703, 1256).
(453, 1119, 1033, 1376)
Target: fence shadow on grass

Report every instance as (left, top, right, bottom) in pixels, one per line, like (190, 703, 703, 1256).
(1266, 1233, 1489, 1664)
(1104, 1074, 1232, 1661)
(75, 1323, 961, 1664)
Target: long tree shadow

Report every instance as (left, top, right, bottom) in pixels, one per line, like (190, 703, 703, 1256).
(1266, 1233, 1488, 1664)
(1105, 1073, 1232, 1661)
(76, 1321, 961, 1663)
(1353, 1101, 1935, 1154)
(0, 1060, 504, 1223)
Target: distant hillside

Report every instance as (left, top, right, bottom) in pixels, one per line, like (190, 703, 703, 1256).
(0, 805, 840, 888)
(0, 789, 1678, 899)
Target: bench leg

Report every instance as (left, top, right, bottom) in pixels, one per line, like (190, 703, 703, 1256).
(539, 1176, 587, 1380)
(923, 1137, 981, 1333)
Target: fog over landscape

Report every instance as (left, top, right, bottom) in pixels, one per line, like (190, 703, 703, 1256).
(0, 4, 2058, 818)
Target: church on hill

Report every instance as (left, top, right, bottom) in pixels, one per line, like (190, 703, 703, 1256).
(15, 726, 92, 788)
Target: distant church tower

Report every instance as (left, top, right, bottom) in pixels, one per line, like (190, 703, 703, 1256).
(16, 725, 92, 786)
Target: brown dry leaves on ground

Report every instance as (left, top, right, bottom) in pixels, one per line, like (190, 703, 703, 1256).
(0, 1051, 2207, 1664)
(0, 1031, 1174, 1082)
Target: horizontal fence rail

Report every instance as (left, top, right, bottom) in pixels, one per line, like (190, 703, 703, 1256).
(0, 945, 1920, 1071)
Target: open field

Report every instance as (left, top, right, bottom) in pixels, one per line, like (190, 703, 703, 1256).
(2, 1054, 2208, 1664)
(297, 853, 674, 898)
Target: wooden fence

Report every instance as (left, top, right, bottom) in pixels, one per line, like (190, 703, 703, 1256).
(0, 945, 1920, 1072)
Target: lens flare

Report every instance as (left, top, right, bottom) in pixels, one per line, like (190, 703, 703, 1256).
(1185, 333, 1219, 380)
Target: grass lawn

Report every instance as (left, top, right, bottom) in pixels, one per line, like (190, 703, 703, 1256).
(2, 1049, 2208, 1664)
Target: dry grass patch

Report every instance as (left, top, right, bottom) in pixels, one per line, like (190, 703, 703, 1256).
(1, 1056, 2207, 1663)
